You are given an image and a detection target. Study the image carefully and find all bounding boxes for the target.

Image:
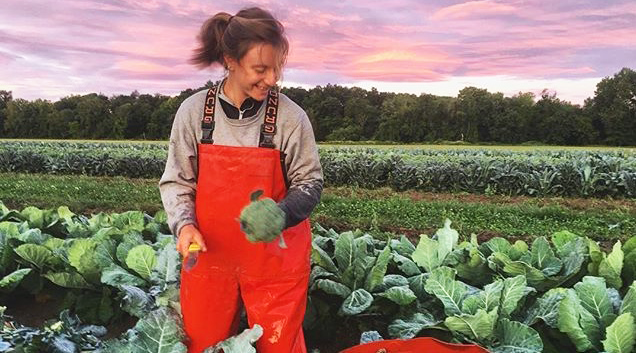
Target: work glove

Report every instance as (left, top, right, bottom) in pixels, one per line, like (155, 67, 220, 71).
(239, 190, 287, 248)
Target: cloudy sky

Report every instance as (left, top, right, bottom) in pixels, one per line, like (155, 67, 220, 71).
(1, 0, 635, 104)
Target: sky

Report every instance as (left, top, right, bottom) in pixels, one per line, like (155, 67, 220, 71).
(1, 0, 635, 105)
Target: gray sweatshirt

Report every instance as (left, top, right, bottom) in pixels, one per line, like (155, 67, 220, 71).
(159, 85, 323, 237)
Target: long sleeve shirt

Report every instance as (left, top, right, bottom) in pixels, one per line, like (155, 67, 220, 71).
(159, 84, 323, 237)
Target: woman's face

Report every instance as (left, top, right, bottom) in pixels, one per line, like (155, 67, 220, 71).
(225, 43, 281, 103)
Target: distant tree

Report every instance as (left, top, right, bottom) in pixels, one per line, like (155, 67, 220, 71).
(281, 86, 309, 107)
(0, 90, 12, 136)
(533, 91, 595, 145)
(420, 95, 455, 142)
(455, 87, 498, 142)
(75, 94, 112, 139)
(4, 99, 54, 138)
(489, 92, 535, 143)
(147, 96, 178, 139)
(375, 93, 419, 142)
(585, 67, 636, 145)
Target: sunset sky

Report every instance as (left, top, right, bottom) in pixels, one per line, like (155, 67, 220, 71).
(1, 0, 635, 105)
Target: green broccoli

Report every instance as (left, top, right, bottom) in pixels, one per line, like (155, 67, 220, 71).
(239, 190, 287, 248)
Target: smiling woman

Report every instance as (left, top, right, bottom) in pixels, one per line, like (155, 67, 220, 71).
(158, 6, 323, 353)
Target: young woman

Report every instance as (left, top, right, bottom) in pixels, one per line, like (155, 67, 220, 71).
(159, 7, 323, 353)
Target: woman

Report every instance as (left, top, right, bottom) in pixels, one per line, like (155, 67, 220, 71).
(159, 7, 323, 353)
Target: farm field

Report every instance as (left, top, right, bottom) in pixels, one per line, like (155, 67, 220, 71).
(1, 139, 636, 352)
(3, 138, 636, 151)
(1, 173, 634, 245)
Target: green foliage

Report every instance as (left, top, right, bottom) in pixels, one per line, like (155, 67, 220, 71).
(0, 203, 183, 351)
(4, 67, 636, 146)
(2, 141, 636, 198)
(4, 202, 636, 351)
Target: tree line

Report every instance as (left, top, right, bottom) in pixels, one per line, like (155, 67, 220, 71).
(1, 67, 634, 145)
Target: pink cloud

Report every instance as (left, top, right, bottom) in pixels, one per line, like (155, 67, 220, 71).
(432, 0, 516, 20)
(1, 0, 634, 104)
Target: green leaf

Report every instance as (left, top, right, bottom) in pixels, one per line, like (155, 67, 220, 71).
(490, 318, 543, 353)
(155, 283, 180, 309)
(340, 288, 373, 316)
(352, 246, 375, 289)
(588, 238, 603, 275)
(575, 276, 615, 329)
(392, 253, 421, 276)
(412, 234, 440, 272)
(15, 243, 53, 270)
(112, 211, 146, 233)
(0, 268, 32, 292)
(408, 273, 428, 300)
(150, 242, 180, 286)
(488, 252, 546, 287)
(445, 308, 497, 341)
(68, 238, 101, 282)
(599, 241, 624, 289)
(481, 237, 512, 256)
(101, 264, 147, 288)
(0, 221, 20, 238)
(529, 237, 562, 276)
(602, 313, 635, 353)
(624, 236, 636, 255)
(510, 240, 529, 260)
(309, 266, 337, 284)
(554, 237, 588, 279)
(551, 230, 578, 253)
(462, 279, 502, 315)
(383, 274, 409, 288)
(390, 235, 415, 258)
(312, 279, 351, 298)
(455, 246, 491, 286)
(153, 209, 168, 225)
(0, 231, 14, 273)
(377, 286, 417, 306)
(126, 244, 157, 281)
(624, 252, 636, 286)
(116, 233, 144, 266)
(311, 242, 338, 273)
(435, 219, 458, 263)
(43, 237, 65, 252)
(620, 282, 636, 318)
(558, 289, 596, 352)
(424, 266, 466, 316)
(210, 324, 262, 353)
(16, 227, 47, 244)
(95, 239, 117, 270)
(500, 275, 532, 318)
(524, 287, 568, 328)
(119, 285, 152, 318)
(364, 244, 391, 292)
(20, 206, 44, 229)
(334, 231, 355, 274)
(44, 271, 92, 289)
(388, 311, 440, 339)
(56, 206, 75, 225)
(129, 307, 186, 353)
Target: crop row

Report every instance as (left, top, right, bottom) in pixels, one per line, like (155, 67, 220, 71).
(1, 141, 636, 197)
(1, 203, 636, 352)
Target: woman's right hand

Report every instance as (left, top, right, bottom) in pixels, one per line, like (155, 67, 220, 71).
(177, 224, 208, 258)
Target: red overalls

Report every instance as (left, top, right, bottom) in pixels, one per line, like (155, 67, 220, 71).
(180, 85, 311, 352)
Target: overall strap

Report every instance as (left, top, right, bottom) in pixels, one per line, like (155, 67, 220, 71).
(259, 88, 279, 148)
(201, 85, 218, 144)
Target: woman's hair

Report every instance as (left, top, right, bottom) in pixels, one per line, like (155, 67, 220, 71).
(191, 7, 289, 73)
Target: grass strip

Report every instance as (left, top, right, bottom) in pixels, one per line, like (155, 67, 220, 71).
(1, 173, 634, 242)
